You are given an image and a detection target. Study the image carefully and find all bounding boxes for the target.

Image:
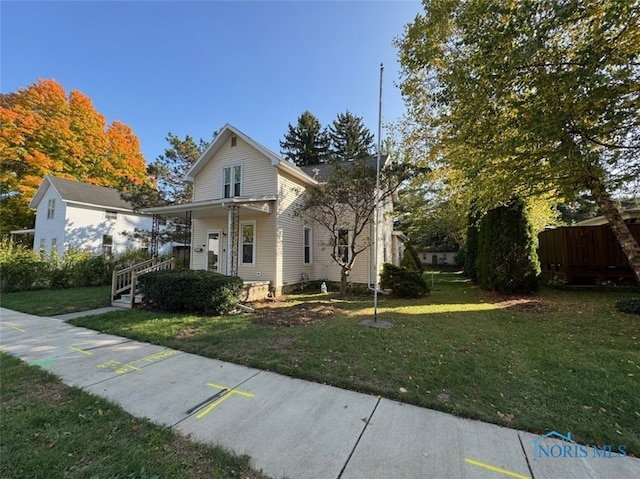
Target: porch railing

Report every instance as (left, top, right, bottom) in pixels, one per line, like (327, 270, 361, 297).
(111, 258, 175, 307)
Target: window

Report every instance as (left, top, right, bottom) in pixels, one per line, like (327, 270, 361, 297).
(303, 226, 312, 265)
(105, 210, 118, 221)
(231, 136, 237, 147)
(223, 165, 242, 198)
(240, 222, 255, 265)
(39, 238, 46, 257)
(51, 238, 57, 252)
(336, 228, 351, 263)
(102, 234, 113, 256)
(47, 199, 55, 219)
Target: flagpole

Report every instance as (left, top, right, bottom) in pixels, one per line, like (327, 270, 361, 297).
(373, 63, 383, 322)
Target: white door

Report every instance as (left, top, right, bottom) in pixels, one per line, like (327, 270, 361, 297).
(207, 230, 221, 272)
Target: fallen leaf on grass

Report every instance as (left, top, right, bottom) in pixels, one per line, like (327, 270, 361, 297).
(497, 411, 515, 422)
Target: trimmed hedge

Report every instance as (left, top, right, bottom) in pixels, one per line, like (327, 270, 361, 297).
(380, 263, 429, 298)
(615, 297, 640, 315)
(138, 269, 243, 315)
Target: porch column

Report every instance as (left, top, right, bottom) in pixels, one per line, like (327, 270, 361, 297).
(227, 205, 239, 276)
(183, 210, 192, 268)
(150, 214, 160, 258)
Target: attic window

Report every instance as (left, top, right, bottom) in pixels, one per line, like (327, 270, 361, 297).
(47, 199, 55, 219)
(231, 136, 237, 147)
(105, 210, 118, 221)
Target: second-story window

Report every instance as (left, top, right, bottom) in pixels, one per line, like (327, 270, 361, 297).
(47, 199, 55, 219)
(223, 165, 242, 198)
(336, 228, 351, 263)
(105, 210, 118, 221)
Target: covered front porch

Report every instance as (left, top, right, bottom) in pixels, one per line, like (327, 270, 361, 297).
(143, 196, 277, 300)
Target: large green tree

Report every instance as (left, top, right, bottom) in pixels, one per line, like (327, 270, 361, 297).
(397, 0, 640, 281)
(279, 111, 330, 166)
(328, 111, 375, 162)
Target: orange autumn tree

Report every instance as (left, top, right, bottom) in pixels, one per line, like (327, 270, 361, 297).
(0, 79, 149, 234)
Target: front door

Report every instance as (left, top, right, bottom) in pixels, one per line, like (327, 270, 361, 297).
(207, 231, 221, 272)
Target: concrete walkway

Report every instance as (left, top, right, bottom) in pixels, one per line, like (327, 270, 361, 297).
(1, 307, 638, 479)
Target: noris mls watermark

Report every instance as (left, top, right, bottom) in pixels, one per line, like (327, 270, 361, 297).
(532, 431, 627, 460)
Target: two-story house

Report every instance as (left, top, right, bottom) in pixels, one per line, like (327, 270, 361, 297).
(29, 175, 153, 256)
(143, 124, 405, 295)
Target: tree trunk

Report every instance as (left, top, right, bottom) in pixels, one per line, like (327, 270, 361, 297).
(340, 267, 349, 296)
(587, 175, 640, 283)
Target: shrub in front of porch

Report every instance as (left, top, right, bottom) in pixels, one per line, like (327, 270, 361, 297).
(138, 270, 243, 315)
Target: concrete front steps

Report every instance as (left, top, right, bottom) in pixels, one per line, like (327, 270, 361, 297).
(111, 294, 143, 309)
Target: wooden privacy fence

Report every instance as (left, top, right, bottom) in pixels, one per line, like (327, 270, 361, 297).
(538, 224, 640, 284)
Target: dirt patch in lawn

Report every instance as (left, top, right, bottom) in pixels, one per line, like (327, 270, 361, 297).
(253, 301, 341, 327)
(481, 291, 555, 314)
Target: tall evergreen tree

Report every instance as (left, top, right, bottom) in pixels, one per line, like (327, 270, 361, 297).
(476, 198, 540, 294)
(279, 111, 329, 166)
(328, 111, 375, 162)
(147, 133, 211, 204)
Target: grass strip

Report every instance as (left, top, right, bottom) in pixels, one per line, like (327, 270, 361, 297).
(0, 352, 269, 479)
(0, 285, 111, 316)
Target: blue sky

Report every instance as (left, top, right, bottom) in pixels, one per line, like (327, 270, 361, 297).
(2, 0, 422, 163)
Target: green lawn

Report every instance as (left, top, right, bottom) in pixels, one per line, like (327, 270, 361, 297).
(0, 285, 111, 316)
(0, 353, 269, 479)
(10, 273, 640, 456)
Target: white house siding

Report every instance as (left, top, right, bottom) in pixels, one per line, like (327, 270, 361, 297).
(33, 187, 67, 256)
(237, 212, 277, 284)
(310, 216, 374, 286)
(193, 135, 277, 201)
(420, 251, 457, 266)
(276, 171, 312, 289)
(307, 199, 397, 287)
(64, 204, 151, 254)
(191, 212, 277, 286)
(191, 217, 228, 272)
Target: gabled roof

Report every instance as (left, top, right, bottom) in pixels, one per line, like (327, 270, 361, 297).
(300, 155, 389, 182)
(185, 123, 317, 186)
(29, 176, 135, 211)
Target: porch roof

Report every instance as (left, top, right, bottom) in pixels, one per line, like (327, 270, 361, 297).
(141, 196, 277, 218)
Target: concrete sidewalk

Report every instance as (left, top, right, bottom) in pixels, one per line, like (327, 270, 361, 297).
(1, 307, 638, 479)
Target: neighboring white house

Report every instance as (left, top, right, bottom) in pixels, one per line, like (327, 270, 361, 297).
(28, 175, 153, 257)
(144, 124, 405, 295)
(419, 250, 458, 266)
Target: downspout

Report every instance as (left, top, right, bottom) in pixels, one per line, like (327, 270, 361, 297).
(226, 204, 231, 276)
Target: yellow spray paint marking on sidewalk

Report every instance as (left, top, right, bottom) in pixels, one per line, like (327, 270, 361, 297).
(10, 326, 26, 332)
(69, 346, 92, 355)
(464, 458, 530, 479)
(195, 382, 255, 419)
(97, 350, 178, 374)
